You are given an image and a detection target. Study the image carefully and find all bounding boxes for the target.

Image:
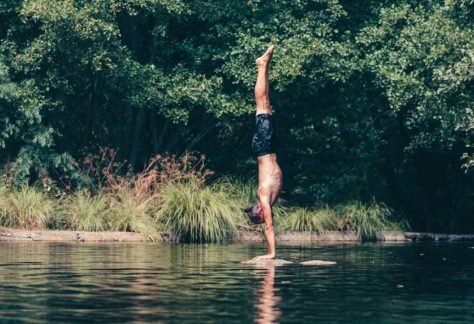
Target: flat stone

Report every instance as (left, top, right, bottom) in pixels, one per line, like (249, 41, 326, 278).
(300, 260, 337, 266)
(241, 258, 293, 266)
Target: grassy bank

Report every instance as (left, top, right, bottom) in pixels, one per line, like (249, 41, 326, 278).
(0, 183, 406, 242)
(0, 154, 406, 242)
(280, 202, 406, 241)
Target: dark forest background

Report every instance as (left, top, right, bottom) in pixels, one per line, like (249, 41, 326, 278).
(0, 0, 473, 232)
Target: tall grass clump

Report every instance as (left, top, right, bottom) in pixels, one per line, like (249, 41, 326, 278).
(109, 188, 162, 241)
(335, 201, 401, 241)
(156, 179, 240, 243)
(0, 186, 11, 227)
(282, 206, 335, 233)
(0, 186, 54, 229)
(281, 201, 404, 240)
(59, 190, 110, 231)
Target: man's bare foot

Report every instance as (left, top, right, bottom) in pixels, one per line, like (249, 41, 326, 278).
(256, 45, 274, 67)
(252, 254, 276, 261)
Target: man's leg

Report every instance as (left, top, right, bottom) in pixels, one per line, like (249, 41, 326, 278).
(255, 45, 274, 115)
(252, 46, 277, 262)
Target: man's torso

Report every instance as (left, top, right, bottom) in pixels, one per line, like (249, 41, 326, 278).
(257, 153, 282, 205)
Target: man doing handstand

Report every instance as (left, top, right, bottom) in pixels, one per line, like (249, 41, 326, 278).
(245, 45, 283, 261)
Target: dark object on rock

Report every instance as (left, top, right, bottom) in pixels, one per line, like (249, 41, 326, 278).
(243, 203, 264, 224)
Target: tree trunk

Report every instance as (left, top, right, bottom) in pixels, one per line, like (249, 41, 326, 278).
(129, 109, 146, 169)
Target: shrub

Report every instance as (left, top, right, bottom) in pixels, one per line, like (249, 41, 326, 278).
(156, 180, 240, 243)
(1, 186, 53, 229)
(335, 201, 400, 241)
(0, 186, 11, 227)
(280, 201, 404, 240)
(109, 188, 162, 241)
(59, 190, 110, 231)
(282, 206, 335, 233)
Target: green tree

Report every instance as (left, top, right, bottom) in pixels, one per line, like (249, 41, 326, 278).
(0, 0, 473, 231)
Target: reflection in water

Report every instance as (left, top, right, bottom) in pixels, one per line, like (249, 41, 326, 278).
(254, 265, 281, 323)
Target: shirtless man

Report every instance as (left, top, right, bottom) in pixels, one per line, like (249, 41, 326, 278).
(244, 45, 283, 260)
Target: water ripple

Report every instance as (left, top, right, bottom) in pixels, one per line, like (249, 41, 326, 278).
(0, 242, 473, 323)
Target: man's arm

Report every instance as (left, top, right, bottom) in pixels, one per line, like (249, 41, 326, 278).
(253, 199, 276, 260)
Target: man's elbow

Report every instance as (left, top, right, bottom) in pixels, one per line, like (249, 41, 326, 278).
(265, 224, 274, 233)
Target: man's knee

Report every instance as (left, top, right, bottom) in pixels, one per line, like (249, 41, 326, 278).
(254, 89, 267, 101)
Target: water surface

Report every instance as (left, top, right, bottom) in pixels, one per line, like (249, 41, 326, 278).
(1, 242, 473, 323)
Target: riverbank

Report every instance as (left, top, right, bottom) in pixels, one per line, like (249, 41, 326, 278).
(0, 172, 406, 243)
(2, 227, 474, 243)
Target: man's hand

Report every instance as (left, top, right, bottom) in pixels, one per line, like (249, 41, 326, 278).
(252, 253, 276, 261)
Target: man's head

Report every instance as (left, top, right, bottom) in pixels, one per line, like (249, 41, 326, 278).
(243, 203, 264, 224)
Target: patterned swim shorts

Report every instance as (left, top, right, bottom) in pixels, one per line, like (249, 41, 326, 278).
(251, 113, 277, 157)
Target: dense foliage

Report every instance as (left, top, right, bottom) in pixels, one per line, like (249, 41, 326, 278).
(0, 0, 473, 232)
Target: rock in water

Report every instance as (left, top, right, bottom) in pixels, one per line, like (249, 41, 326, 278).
(241, 258, 293, 266)
(300, 260, 337, 266)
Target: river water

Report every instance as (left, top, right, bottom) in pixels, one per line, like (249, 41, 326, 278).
(0, 242, 473, 323)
